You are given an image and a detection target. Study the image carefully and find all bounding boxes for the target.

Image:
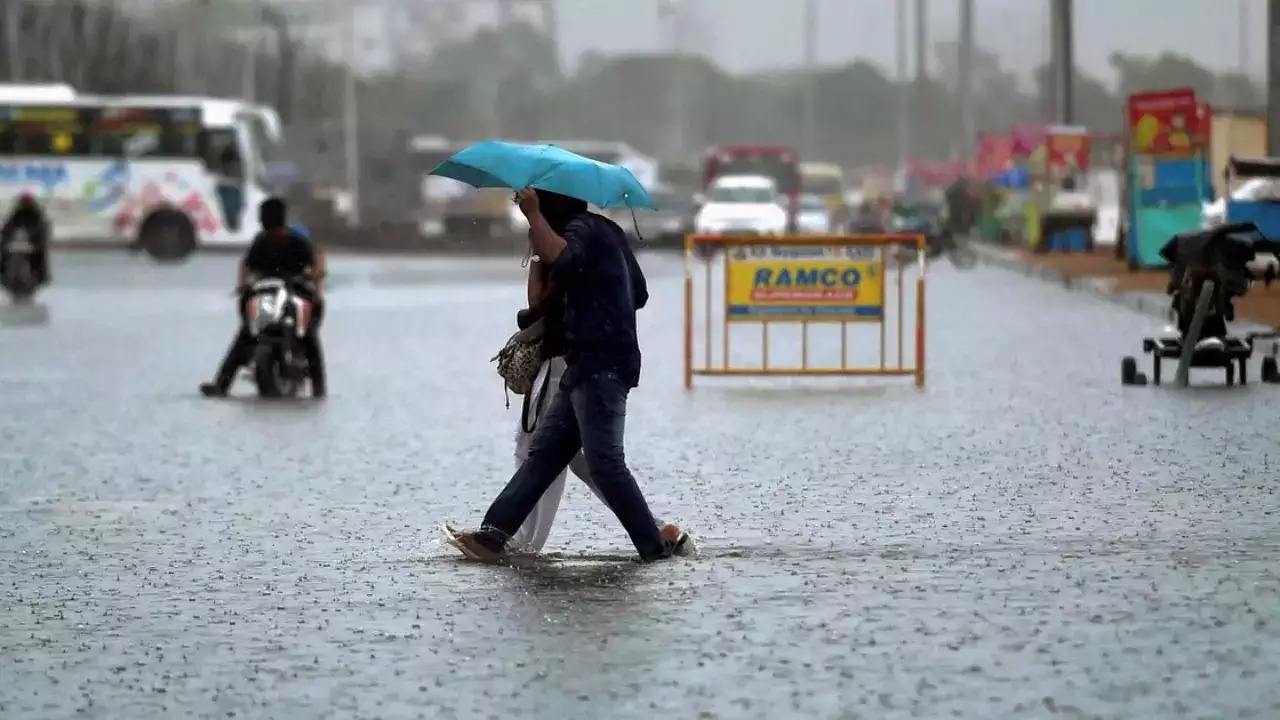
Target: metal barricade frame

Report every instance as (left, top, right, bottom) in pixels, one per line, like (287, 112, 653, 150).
(682, 233, 927, 389)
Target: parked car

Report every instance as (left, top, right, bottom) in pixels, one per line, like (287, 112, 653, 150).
(1201, 176, 1280, 229)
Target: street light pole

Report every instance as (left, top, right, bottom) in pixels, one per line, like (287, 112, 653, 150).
(342, 3, 360, 227)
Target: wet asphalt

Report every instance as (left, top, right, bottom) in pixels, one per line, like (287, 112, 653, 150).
(1, 250, 1278, 720)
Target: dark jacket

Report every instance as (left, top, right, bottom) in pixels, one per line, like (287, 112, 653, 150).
(546, 211, 648, 388)
(2, 204, 49, 246)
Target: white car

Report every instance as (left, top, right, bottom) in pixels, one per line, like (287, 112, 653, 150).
(1202, 177, 1280, 229)
(694, 175, 788, 235)
(1200, 177, 1280, 276)
(796, 193, 832, 234)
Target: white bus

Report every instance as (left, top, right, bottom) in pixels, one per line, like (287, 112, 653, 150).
(0, 84, 282, 260)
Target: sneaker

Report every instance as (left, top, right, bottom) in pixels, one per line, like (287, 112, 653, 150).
(442, 524, 506, 563)
(660, 523, 697, 558)
(199, 382, 227, 397)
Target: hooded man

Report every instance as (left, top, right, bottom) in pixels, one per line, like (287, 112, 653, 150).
(448, 188, 690, 563)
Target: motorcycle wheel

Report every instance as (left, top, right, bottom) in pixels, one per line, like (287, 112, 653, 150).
(949, 242, 979, 269)
(253, 344, 297, 398)
(3, 257, 36, 303)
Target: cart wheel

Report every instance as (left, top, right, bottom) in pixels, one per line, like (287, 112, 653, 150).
(1263, 356, 1279, 383)
(1121, 356, 1138, 386)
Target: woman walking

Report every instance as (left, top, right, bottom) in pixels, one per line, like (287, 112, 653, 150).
(505, 249, 693, 555)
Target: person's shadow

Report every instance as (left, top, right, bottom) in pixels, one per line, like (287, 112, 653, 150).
(0, 301, 50, 328)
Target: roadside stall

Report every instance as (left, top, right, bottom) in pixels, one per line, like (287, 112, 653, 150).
(1124, 87, 1211, 269)
(1033, 125, 1095, 253)
(1011, 125, 1046, 250)
(972, 134, 1012, 242)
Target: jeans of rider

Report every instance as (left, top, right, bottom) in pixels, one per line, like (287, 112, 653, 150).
(477, 369, 670, 562)
(213, 294, 326, 392)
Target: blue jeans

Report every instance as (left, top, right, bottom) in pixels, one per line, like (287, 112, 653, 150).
(479, 369, 669, 561)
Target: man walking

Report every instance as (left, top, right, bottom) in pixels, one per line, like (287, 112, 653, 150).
(449, 187, 689, 563)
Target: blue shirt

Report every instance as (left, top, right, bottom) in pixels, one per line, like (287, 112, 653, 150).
(547, 213, 649, 388)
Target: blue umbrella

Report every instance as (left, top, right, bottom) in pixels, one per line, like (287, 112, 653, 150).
(429, 140, 657, 210)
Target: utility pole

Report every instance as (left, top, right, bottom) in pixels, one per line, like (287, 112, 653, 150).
(912, 0, 926, 164)
(1269, 0, 1280, 152)
(914, 0, 926, 83)
(896, 0, 908, 170)
(1051, 0, 1074, 124)
(801, 0, 818, 160)
(957, 0, 974, 158)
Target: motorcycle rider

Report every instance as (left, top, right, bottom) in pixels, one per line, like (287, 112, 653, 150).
(1, 192, 51, 286)
(943, 177, 977, 239)
(199, 197, 327, 398)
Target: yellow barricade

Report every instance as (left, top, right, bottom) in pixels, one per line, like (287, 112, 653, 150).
(682, 234, 927, 389)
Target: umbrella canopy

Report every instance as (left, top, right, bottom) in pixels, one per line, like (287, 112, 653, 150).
(429, 140, 657, 210)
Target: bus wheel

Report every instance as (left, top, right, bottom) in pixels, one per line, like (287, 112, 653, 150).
(137, 209, 197, 262)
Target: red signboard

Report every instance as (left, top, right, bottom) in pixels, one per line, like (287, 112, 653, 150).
(975, 134, 1015, 178)
(1011, 125, 1046, 158)
(1126, 87, 1207, 157)
(1046, 131, 1091, 171)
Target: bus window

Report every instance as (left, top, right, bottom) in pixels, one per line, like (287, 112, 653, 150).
(204, 128, 246, 231)
(0, 125, 86, 155)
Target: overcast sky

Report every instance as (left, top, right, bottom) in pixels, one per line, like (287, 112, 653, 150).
(548, 0, 1264, 84)
(319, 0, 1266, 84)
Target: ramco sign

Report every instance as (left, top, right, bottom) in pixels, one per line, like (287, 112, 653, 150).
(0, 163, 70, 185)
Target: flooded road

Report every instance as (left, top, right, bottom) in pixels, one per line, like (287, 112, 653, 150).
(2, 251, 1278, 719)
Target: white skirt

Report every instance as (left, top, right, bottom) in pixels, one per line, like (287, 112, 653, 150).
(508, 356, 603, 551)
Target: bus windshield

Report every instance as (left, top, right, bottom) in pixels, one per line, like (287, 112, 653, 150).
(803, 177, 843, 196)
(708, 152, 797, 195)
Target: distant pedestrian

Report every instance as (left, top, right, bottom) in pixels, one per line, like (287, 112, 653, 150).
(447, 188, 692, 562)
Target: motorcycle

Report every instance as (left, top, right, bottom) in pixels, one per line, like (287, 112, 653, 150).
(243, 274, 315, 398)
(2, 228, 41, 302)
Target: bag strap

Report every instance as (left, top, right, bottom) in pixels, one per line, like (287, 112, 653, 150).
(520, 361, 554, 434)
